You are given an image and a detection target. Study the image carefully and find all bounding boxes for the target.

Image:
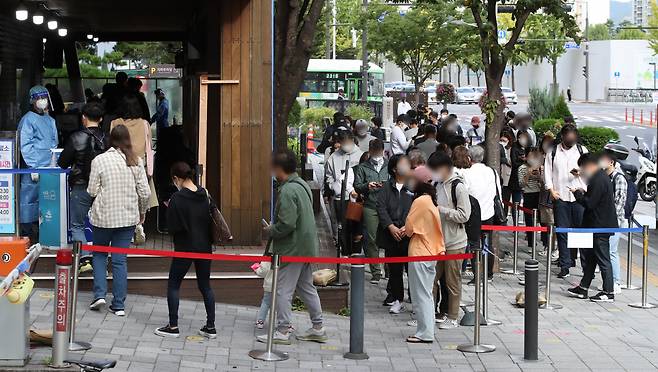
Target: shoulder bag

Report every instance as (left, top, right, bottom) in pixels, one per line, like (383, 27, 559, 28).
(204, 189, 233, 244)
(491, 167, 507, 225)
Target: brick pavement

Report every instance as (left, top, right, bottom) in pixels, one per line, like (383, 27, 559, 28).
(24, 229, 658, 372)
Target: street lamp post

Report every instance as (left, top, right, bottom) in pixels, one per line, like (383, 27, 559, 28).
(650, 62, 657, 90)
(361, 0, 369, 104)
(585, 0, 590, 102)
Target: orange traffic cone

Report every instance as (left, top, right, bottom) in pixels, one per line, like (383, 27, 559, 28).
(307, 127, 316, 153)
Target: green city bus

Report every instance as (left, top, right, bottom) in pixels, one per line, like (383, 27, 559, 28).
(299, 59, 384, 114)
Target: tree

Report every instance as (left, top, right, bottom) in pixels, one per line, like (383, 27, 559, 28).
(274, 0, 326, 151)
(366, 2, 465, 102)
(524, 14, 574, 92)
(589, 23, 612, 40)
(311, 0, 362, 59)
(113, 42, 179, 68)
(649, 1, 658, 55)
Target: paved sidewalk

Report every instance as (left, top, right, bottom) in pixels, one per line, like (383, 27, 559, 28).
(26, 237, 658, 372)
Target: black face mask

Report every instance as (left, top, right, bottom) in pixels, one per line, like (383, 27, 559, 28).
(562, 138, 576, 148)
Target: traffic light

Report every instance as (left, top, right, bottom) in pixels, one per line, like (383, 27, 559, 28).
(582, 66, 588, 79)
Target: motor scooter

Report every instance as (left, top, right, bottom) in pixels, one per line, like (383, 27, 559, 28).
(632, 136, 657, 202)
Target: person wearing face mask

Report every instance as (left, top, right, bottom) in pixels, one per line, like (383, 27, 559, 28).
(405, 118, 420, 141)
(18, 85, 59, 240)
(507, 131, 532, 220)
(599, 152, 627, 294)
(155, 162, 217, 339)
(537, 134, 556, 257)
(376, 155, 413, 311)
(354, 139, 389, 284)
(518, 148, 544, 249)
(398, 97, 412, 116)
(513, 113, 536, 147)
(566, 153, 618, 303)
(428, 152, 470, 329)
(415, 125, 439, 160)
(354, 119, 375, 153)
(391, 114, 412, 155)
(544, 124, 587, 279)
(465, 116, 485, 146)
(499, 130, 514, 218)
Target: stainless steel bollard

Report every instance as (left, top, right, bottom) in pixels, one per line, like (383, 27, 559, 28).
(51, 249, 72, 368)
(629, 226, 657, 309)
(621, 217, 640, 290)
(69, 241, 92, 352)
(540, 225, 562, 310)
(458, 248, 495, 353)
(502, 202, 520, 275)
(524, 260, 539, 361)
(344, 254, 368, 360)
(531, 209, 538, 260)
(249, 254, 289, 361)
(482, 237, 501, 326)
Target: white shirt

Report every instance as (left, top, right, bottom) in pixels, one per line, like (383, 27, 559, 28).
(462, 163, 501, 221)
(398, 101, 412, 115)
(391, 125, 411, 155)
(395, 182, 404, 192)
(543, 143, 588, 202)
(405, 127, 419, 141)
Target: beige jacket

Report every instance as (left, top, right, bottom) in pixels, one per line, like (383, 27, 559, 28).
(110, 118, 150, 161)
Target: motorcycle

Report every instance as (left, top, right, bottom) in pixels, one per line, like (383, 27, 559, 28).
(633, 136, 657, 202)
(603, 141, 638, 182)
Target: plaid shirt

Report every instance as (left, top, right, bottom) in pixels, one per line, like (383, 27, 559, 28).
(610, 169, 627, 224)
(87, 148, 151, 228)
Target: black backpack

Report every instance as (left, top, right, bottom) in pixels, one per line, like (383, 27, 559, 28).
(551, 143, 583, 165)
(450, 179, 481, 243)
(613, 172, 638, 220)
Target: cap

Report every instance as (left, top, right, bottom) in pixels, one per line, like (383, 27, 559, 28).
(29, 85, 49, 103)
(355, 119, 368, 130)
(471, 116, 481, 124)
(154, 88, 165, 95)
(412, 165, 433, 184)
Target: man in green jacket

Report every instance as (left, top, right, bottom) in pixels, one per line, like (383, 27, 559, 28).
(257, 149, 327, 345)
(353, 138, 389, 283)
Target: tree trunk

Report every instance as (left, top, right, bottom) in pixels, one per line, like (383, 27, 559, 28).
(414, 80, 422, 107)
(483, 70, 505, 172)
(552, 61, 558, 95)
(448, 64, 452, 83)
(457, 65, 462, 86)
(467, 69, 471, 85)
(476, 71, 481, 86)
(511, 65, 516, 91)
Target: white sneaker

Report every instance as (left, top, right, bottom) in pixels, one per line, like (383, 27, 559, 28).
(256, 330, 291, 345)
(389, 300, 405, 314)
(134, 224, 146, 244)
(438, 318, 459, 329)
(551, 250, 559, 262)
(295, 327, 328, 343)
(614, 283, 622, 294)
(89, 298, 105, 311)
(435, 313, 447, 323)
(406, 319, 417, 327)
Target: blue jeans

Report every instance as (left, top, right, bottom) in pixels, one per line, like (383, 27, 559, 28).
(257, 291, 272, 322)
(553, 200, 585, 270)
(70, 185, 92, 256)
(92, 226, 135, 310)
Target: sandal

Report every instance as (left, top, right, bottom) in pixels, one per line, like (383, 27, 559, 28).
(406, 336, 433, 344)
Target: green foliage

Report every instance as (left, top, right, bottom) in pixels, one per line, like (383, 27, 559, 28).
(345, 105, 373, 121)
(588, 23, 613, 41)
(288, 100, 302, 128)
(337, 307, 351, 317)
(292, 296, 307, 312)
(650, 2, 658, 55)
(550, 95, 572, 120)
(311, 0, 361, 59)
(523, 14, 575, 86)
(528, 87, 556, 120)
(578, 127, 620, 153)
(533, 118, 564, 137)
(435, 83, 456, 104)
(113, 42, 179, 68)
(301, 107, 336, 130)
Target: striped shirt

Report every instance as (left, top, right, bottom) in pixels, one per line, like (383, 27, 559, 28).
(518, 164, 543, 193)
(610, 169, 628, 224)
(87, 148, 151, 228)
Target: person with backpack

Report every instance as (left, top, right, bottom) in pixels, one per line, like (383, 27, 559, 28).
(58, 102, 108, 273)
(517, 148, 544, 249)
(428, 152, 471, 330)
(544, 124, 587, 279)
(600, 152, 634, 294)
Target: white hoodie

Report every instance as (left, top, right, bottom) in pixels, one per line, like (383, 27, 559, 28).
(325, 146, 364, 200)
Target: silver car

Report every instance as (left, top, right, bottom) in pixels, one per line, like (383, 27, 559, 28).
(455, 87, 478, 104)
(502, 87, 518, 104)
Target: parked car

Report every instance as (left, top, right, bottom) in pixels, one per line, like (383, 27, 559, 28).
(502, 87, 518, 104)
(385, 81, 405, 93)
(474, 86, 486, 102)
(455, 87, 478, 104)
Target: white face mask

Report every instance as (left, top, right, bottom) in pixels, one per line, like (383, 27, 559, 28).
(371, 155, 384, 164)
(35, 98, 49, 111)
(341, 143, 354, 153)
(432, 172, 443, 183)
(528, 158, 541, 167)
(500, 139, 509, 148)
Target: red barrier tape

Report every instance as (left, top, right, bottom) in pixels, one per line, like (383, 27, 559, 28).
(502, 200, 534, 214)
(82, 245, 472, 264)
(481, 225, 547, 232)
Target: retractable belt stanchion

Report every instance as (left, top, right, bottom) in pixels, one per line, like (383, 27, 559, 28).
(51, 249, 72, 368)
(621, 216, 640, 290)
(629, 226, 657, 309)
(482, 235, 501, 326)
(502, 202, 520, 275)
(249, 254, 289, 361)
(540, 225, 562, 310)
(458, 247, 495, 353)
(344, 254, 368, 360)
(69, 241, 92, 351)
(524, 260, 539, 361)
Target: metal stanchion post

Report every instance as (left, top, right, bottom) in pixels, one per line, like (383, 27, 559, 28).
(458, 247, 495, 353)
(249, 254, 289, 361)
(482, 234, 501, 326)
(531, 209, 538, 260)
(524, 260, 539, 361)
(621, 217, 640, 290)
(629, 226, 657, 309)
(69, 241, 92, 352)
(344, 254, 368, 360)
(51, 249, 72, 368)
(540, 225, 562, 310)
(502, 202, 520, 275)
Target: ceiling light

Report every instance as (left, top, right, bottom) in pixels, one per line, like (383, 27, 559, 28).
(93, 37, 99, 42)
(15, 3, 28, 21)
(87, 34, 93, 40)
(32, 13, 44, 25)
(58, 28, 67, 37)
(47, 19, 58, 30)
(42, 38, 47, 43)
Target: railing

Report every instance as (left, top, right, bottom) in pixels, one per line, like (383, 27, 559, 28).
(608, 88, 656, 103)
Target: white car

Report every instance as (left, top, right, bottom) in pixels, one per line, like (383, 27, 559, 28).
(455, 87, 478, 104)
(502, 87, 518, 104)
(474, 86, 486, 102)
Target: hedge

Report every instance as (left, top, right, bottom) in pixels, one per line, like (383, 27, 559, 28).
(301, 107, 336, 130)
(578, 126, 620, 153)
(533, 118, 564, 138)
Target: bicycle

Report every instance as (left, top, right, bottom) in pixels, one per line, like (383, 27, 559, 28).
(65, 359, 116, 372)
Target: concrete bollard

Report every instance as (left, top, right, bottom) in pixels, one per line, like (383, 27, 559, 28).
(524, 260, 539, 361)
(344, 254, 368, 360)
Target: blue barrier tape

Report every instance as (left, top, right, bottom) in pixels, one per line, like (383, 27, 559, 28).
(555, 227, 643, 234)
(0, 168, 69, 174)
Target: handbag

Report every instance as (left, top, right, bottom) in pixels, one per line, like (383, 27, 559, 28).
(491, 168, 507, 225)
(204, 189, 233, 244)
(345, 201, 363, 222)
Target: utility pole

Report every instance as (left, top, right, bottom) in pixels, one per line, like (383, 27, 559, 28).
(361, 0, 369, 104)
(651, 62, 657, 90)
(585, 0, 590, 102)
(332, 0, 337, 59)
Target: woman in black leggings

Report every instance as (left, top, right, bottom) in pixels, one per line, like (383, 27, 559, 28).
(155, 162, 217, 339)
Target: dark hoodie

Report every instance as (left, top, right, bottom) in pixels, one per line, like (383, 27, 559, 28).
(167, 187, 213, 253)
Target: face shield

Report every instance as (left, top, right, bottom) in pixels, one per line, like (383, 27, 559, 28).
(29, 85, 52, 112)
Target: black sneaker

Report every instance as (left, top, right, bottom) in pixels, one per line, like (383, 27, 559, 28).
(199, 325, 217, 339)
(154, 325, 180, 338)
(382, 295, 395, 306)
(590, 291, 614, 303)
(467, 278, 476, 286)
(567, 286, 588, 299)
(557, 268, 570, 279)
(89, 298, 105, 311)
(108, 306, 125, 317)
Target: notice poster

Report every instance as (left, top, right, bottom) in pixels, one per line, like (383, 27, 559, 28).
(0, 139, 16, 234)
